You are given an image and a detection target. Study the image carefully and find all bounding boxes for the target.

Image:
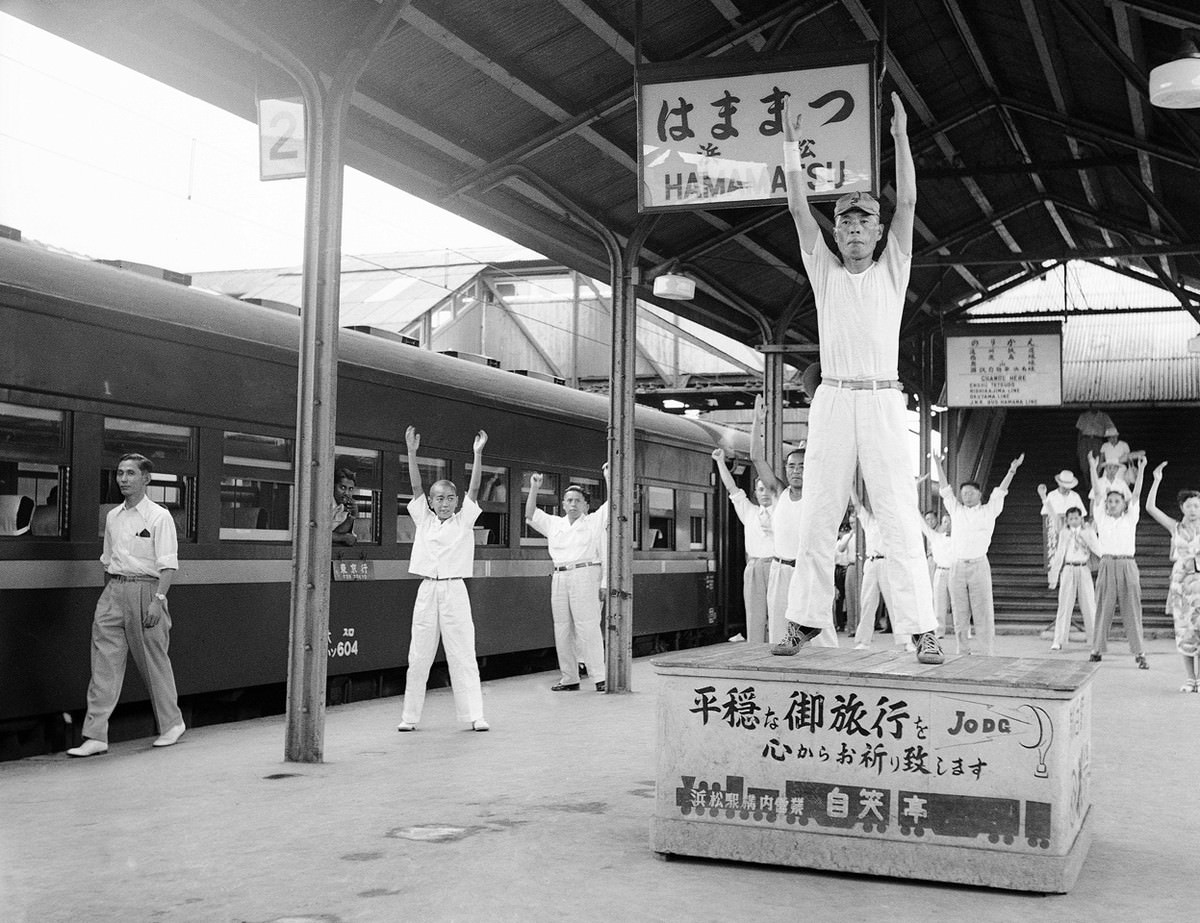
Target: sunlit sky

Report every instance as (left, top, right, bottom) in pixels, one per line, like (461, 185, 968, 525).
(0, 12, 528, 272)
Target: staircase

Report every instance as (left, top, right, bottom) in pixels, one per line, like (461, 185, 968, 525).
(970, 407, 1197, 632)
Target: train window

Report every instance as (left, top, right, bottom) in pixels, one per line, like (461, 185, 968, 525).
(647, 485, 676, 550)
(520, 471, 560, 546)
(100, 417, 196, 541)
(103, 417, 195, 466)
(334, 445, 381, 545)
(568, 474, 606, 508)
(467, 462, 510, 547)
(220, 431, 293, 541)
(0, 403, 69, 538)
(687, 491, 708, 551)
(397, 457, 449, 543)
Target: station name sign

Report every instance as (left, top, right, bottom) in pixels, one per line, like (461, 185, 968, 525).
(944, 323, 1063, 408)
(636, 48, 877, 213)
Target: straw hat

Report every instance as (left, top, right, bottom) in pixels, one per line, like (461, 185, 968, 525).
(1054, 470, 1078, 489)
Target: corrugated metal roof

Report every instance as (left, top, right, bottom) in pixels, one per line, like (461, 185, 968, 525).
(1063, 312, 1200, 403)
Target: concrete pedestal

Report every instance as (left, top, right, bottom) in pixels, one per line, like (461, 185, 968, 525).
(650, 646, 1096, 893)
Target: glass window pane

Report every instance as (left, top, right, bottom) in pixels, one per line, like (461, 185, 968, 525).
(104, 418, 195, 467)
(334, 445, 380, 487)
(520, 471, 560, 546)
(688, 491, 708, 551)
(397, 457, 449, 543)
(647, 485, 676, 550)
(467, 462, 509, 547)
(0, 402, 67, 461)
(221, 432, 294, 541)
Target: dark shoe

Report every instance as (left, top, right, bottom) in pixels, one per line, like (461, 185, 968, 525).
(914, 632, 944, 665)
(578, 663, 588, 678)
(595, 681, 606, 693)
(551, 682, 580, 691)
(771, 621, 822, 656)
(1136, 655, 1149, 670)
(1088, 653, 1102, 663)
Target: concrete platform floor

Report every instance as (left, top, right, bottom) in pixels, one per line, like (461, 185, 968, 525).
(2, 633, 1196, 923)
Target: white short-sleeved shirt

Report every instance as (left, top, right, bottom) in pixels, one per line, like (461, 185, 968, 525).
(1092, 498, 1139, 556)
(101, 495, 179, 576)
(1099, 440, 1130, 465)
(800, 231, 910, 380)
(1041, 488, 1084, 517)
(529, 503, 609, 568)
(926, 529, 954, 568)
(859, 509, 883, 557)
(407, 494, 481, 578)
(729, 490, 774, 559)
(941, 485, 1007, 561)
(771, 491, 805, 560)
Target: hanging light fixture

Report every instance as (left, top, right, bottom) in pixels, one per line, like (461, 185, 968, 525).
(1149, 29, 1200, 108)
(652, 271, 695, 300)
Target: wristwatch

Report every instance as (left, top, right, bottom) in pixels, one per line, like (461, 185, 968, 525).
(154, 593, 167, 601)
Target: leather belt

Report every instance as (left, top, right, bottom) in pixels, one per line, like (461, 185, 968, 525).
(822, 377, 903, 391)
(1066, 561, 1090, 567)
(426, 576, 463, 581)
(866, 554, 885, 561)
(773, 556, 796, 567)
(107, 573, 157, 582)
(1102, 554, 1134, 559)
(935, 565, 950, 571)
(554, 561, 600, 572)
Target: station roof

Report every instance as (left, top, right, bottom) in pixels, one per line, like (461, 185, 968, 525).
(10, 0, 1200, 394)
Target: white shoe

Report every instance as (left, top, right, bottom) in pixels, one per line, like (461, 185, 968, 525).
(153, 722, 185, 747)
(472, 719, 490, 732)
(904, 641, 917, 653)
(396, 722, 417, 732)
(853, 643, 869, 650)
(1050, 644, 1062, 652)
(67, 738, 108, 758)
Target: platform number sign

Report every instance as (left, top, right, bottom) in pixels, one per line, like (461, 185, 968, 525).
(258, 97, 306, 181)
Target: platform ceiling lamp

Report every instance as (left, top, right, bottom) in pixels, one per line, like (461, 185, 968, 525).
(652, 264, 695, 300)
(1149, 29, 1200, 108)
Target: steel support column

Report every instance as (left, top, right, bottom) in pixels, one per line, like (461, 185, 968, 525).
(606, 216, 657, 693)
(214, 0, 410, 763)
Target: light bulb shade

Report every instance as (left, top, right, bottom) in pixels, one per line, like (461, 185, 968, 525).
(1149, 57, 1200, 108)
(653, 273, 695, 300)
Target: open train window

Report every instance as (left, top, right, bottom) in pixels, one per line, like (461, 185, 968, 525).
(467, 462, 509, 547)
(687, 490, 708, 551)
(334, 445, 381, 545)
(220, 431, 293, 541)
(520, 470, 559, 547)
(397, 457, 449, 544)
(0, 402, 70, 538)
(647, 485, 676, 550)
(101, 418, 196, 541)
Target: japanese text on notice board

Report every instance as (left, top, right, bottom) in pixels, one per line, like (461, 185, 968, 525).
(945, 328, 1063, 407)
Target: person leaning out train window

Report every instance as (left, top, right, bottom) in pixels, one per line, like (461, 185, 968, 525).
(332, 467, 357, 546)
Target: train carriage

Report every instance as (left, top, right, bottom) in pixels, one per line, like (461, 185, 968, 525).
(0, 237, 744, 758)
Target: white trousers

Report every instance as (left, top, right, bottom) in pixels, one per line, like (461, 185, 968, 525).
(853, 558, 906, 647)
(767, 560, 793, 644)
(784, 386, 936, 636)
(1054, 563, 1096, 647)
(743, 557, 773, 644)
(82, 580, 182, 743)
(402, 579, 484, 724)
(950, 557, 995, 656)
(932, 566, 952, 637)
(551, 565, 605, 685)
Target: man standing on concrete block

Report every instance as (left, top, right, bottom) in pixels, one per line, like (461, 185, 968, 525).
(771, 91, 942, 664)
